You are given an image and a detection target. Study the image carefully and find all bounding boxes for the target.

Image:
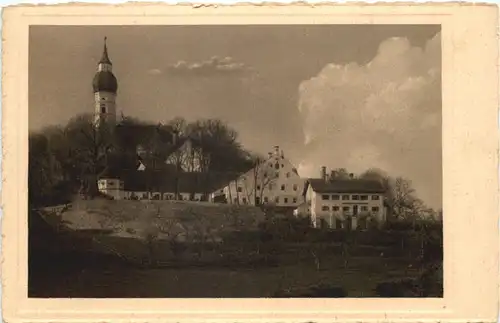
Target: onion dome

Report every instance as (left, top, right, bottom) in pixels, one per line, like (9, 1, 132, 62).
(92, 37, 118, 94)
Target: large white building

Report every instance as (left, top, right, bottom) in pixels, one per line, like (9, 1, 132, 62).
(299, 167, 387, 230)
(210, 146, 306, 208)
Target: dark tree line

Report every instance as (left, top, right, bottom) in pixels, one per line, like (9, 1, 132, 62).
(29, 114, 255, 207)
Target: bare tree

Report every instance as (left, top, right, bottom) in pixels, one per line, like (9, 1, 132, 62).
(64, 114, 116, 198)
(241, 154, 279, 206)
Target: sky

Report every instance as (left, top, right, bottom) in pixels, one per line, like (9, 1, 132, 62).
(29, 24, 442, 209)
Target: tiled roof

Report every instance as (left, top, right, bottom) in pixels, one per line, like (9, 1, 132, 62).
(305, 178, 386, 194)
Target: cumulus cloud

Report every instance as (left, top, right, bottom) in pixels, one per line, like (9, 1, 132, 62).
(164, 56, 251, 76)
(297, 32, 442, 208)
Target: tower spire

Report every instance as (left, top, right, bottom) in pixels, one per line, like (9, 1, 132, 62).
(99, 36, 112, 65)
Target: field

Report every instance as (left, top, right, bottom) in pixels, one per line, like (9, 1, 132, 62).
(29, 199, 442, 298)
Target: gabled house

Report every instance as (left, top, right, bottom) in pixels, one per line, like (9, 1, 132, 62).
(164, 137, 203, 172)
(209, 146, 306, 208)
(300, 167, 387, 229)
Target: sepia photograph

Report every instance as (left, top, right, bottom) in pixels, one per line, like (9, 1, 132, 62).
(28, 23, 444, 298)
(2, 4, 499, 323)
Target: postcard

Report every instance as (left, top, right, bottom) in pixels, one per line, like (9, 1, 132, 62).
(2, 3, 499, 323)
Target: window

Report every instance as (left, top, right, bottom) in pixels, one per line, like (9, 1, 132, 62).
(275, 163, 280, 170)
(256, 185, 261, 191)
(332, 195, 340, 200)
(352, 195, 360, 200)
(361, 206, 368, 211)
(322, 206, 330, 211)
(342, 195, 350, 200)
(343, 206, 350, 212)
(286, 172, 290, 178)
(293, 184, 298, 191)
(101, 105, 106, 113)
(264, 196, 269, 203)
(284, 198, 288, 204)
(372, 206, 380, 212)
(333, 206, 340, 211)
(264, 172, 268, 178)
(108, 182, 114, 186)
(242, 198, 247, 204)
(372, 195, 380, 200)
(101, 97, 106, 100)
(281, 164, 284, 168)
(237, 187, 242, 193)
(293, 197, 297, 203)
(322, 194, 330, 200)
(275, 197, 280, 203)
(360, 195, 368, 201)
(281, 184, 285, 191)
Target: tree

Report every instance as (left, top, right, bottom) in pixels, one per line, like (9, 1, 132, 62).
(63, 114, 116, 198)
(187, 118, 251, 199)
(359, 169, 427, 222)
(329, 168, 351, 180)
(28, 132, 64, 206)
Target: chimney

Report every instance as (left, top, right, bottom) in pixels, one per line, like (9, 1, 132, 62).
(281, 150, 284, 159)
(349, 173, 354, 179)
(330, 170, 336, 180)
(274, 145, 280, 156)
(320, 166, 327, 181)
(268, 152, 273, 158)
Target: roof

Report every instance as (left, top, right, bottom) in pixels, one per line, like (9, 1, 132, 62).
(99, 37, 112, 65)
(118, 170, 241, 193)
(93, 71, 118, 93)
(304, 178, 386, 194)
(93, 37, 117, 93)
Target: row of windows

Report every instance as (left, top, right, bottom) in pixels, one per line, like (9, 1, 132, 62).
(237, 184, 299, 192)
(321, 205, 380, 212)
(233, 197, 298, 204)
(321, 194, 380, 201)
(263, 171, 293, 179)
(128, 193, 201, 201)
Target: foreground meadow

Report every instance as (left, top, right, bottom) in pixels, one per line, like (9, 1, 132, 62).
(29, 199, 443, 298)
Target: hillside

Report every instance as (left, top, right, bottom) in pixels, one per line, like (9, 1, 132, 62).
(40, 199, 266, 242)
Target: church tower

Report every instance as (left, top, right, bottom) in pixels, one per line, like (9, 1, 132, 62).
(92, 37, 118, 126)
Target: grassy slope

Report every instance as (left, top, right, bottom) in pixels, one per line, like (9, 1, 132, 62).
(39, 199, 266, 259)
(32, 199, 433, 298)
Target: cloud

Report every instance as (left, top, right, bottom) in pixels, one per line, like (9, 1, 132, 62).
(297, 32, 442, 208)
(147, 68, 162, 75)
(159, 56, 251, 76)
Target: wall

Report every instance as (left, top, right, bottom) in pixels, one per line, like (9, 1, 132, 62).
(94, 91, 117, 125)
(125, 191, 204, 201)
(312, 191, 385, 229)
(165, 139, 202, 172)
(97, 178, 124, 200)
(218, 152, 306, 207)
